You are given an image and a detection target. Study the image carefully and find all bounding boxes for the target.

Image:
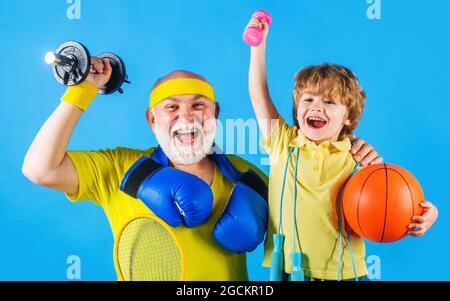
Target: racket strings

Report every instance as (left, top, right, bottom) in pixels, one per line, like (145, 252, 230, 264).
(118, 218, 182, 280)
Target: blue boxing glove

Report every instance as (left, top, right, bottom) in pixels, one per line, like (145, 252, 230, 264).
(120, 156, 213, 227)
(213, 170, 268, 253)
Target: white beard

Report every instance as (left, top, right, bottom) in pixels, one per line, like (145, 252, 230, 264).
(153, 116, 216, 165)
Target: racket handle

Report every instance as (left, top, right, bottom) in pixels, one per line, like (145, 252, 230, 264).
(269, 234, 284, 281)
(290, 252, 305, 281)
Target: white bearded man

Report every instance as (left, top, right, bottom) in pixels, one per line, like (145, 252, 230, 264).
(22, 61, 383, 280)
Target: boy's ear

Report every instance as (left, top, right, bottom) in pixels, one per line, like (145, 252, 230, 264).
(146, 108, 156, 131)
(344, 119, 351, 126)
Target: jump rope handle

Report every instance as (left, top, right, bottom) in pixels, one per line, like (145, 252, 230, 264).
(290, 252, 305, 281)
(269, 233, 284, 281)
(243, 10, 272, 46)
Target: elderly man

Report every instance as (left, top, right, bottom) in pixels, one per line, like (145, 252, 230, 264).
(22, 57, 382, 280)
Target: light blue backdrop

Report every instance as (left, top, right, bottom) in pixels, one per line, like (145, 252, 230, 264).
(0, 0, 448, 280)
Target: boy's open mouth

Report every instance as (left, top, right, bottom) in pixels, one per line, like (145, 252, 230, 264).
(306, 116, 327, 129)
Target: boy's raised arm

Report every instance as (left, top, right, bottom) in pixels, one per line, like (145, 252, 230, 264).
(247, 19, 279, 140)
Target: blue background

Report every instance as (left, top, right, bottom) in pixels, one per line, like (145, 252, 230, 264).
(0, 0, 448, 280)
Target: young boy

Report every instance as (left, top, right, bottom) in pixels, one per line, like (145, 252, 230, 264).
(245, 17, 438, 280)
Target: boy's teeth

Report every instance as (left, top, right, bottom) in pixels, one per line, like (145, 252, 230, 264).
(308, 117, 325, 121)
(307, 116, 327, 129)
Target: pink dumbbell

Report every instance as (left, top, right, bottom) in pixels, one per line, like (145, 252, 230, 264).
(243, 10, 272, 46)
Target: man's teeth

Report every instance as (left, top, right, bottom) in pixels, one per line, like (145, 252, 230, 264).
(174, 128, 199, 135)
(173, 128, 200, 144)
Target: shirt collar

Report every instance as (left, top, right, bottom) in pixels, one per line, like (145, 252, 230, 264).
(288, 129, 352, 152)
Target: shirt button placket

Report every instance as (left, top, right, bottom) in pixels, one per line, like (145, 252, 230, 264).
(313, 151, 321, 172)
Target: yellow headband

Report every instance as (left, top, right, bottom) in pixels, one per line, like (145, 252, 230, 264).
(149, 78, 216, 108)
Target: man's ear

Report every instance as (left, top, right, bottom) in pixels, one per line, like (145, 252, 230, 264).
(214, 102, 221, 119)
(146, 107, 156, 131)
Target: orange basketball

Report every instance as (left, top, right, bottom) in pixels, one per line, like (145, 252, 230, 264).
(341, 163, 424, 242)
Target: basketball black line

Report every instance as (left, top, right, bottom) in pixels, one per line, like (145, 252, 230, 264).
(354, 167, 386, 241)
(355, 166, 416, 242)
(380, 164, 388, 242)
(384, 168, 416, 239)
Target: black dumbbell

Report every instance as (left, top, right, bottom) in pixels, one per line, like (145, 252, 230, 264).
(45, 41, 130, 94)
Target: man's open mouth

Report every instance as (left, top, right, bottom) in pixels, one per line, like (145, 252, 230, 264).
(173, 128, 200, 144)
(306, 116, 327, 129)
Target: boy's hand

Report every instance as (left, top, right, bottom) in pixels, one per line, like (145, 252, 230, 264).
(351, 138, 383, 166)
(85, 57, 112, 89)
(245, 18, 269, 45)
(408, 200, 438, 237)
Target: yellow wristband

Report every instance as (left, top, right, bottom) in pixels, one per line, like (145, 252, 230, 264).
(61, 81, 99, 111)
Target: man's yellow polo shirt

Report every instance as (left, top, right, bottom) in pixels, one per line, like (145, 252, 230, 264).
(65, 147, 268, 281)
(261, 117, 367, 280)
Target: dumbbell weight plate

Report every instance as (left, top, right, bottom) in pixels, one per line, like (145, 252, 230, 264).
(97, 52, 128, 95)
(51, 41, 91, 86)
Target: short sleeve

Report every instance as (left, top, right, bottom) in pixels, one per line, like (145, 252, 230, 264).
(261, 117, 297, 156)
(65, 148, 123, 206)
